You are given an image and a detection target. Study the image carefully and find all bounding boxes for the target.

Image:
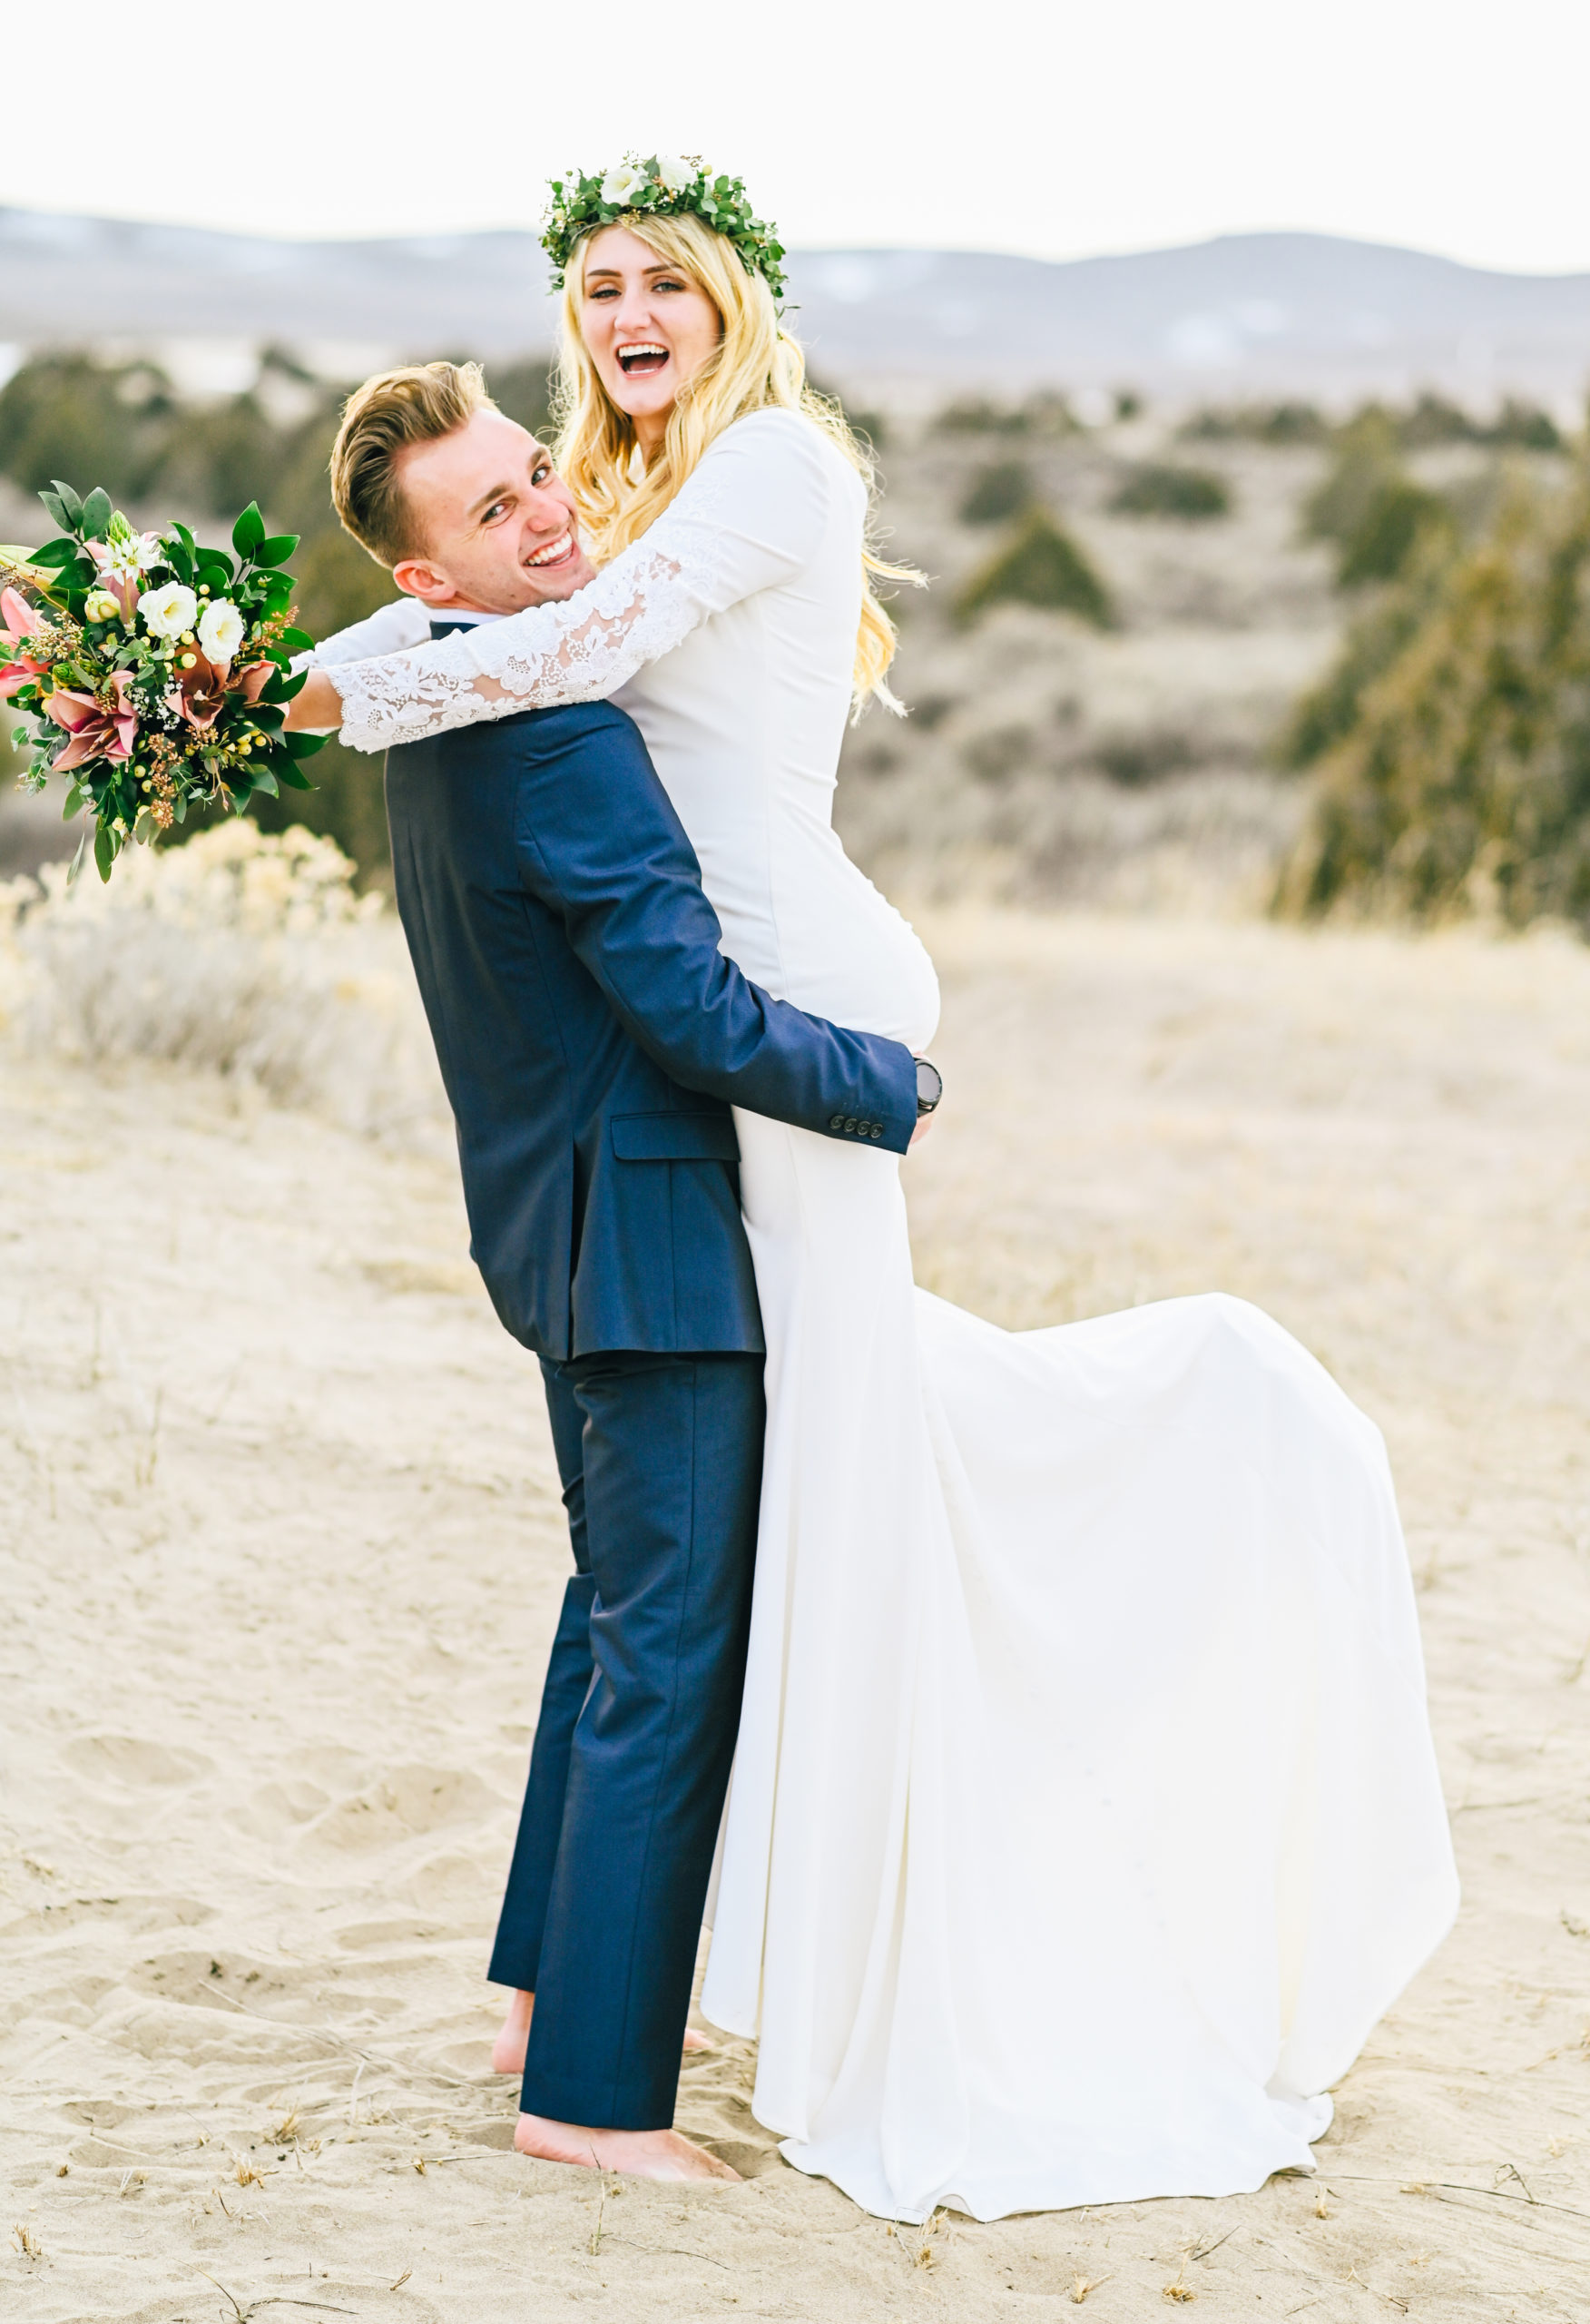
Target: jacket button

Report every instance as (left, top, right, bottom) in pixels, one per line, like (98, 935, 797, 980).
(829, 1115, 844, 1129)
(869, 1124, 883, 1139)
(844, 1118, 858, 1134)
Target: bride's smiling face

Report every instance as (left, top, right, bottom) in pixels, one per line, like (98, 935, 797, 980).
(580, 225, 722, 442)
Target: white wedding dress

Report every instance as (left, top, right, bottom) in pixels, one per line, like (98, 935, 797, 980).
(315, 409, 1459, 2222)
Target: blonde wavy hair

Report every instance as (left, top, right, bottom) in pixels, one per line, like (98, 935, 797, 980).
(553, 212, 918, 712)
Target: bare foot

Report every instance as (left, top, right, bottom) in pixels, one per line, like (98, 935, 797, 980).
(493, 1990, 712, 2075)
(491, 1989, 535, 2075)
(515, 2112, 740, 2181)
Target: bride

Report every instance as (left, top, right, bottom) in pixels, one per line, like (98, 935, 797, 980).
(290, 156, 1458, 2224)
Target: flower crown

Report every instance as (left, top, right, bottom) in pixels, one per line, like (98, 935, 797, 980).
(541, 154, 787, 305)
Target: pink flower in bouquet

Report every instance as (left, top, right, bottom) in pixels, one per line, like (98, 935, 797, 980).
(168, 650, 271, 732)
(0, 585, 39, 648)
(44, 673, 140, 771)
(0, 654, 48, 701)
(1, 587, 51, 699)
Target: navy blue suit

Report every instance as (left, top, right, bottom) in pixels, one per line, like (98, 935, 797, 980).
(384, 626, 916, 2131)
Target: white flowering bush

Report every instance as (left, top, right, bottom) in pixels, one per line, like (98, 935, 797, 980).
(0, 822, 448, 1145)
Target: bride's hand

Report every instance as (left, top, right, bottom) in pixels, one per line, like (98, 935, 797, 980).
(286, 669, 346, 733)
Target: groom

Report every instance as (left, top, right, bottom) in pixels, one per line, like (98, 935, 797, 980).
(317, 364, 923, 2181)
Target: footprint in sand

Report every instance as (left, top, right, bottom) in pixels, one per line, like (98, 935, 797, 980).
(300, 1765, 506, 1855)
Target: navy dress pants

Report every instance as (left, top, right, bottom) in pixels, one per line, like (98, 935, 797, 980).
(487, 1348, 763, 2130)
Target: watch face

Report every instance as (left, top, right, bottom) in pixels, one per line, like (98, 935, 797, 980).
(916, 1059, 943, 1112)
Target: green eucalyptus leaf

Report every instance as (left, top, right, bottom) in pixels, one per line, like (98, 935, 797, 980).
(51, 479, 84, 526)
(231, 502, 266, 557)
(248, 766, 280, 797)
(37, 489, 69, 531)
(93, 823, 114, 882)
(28, 537, 80, 570)
(283, 730, 329, 759)
(80, 487, 113, 540)
(255, 534, 299, 566)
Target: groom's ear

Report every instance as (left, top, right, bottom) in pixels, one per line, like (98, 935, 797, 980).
(390, 554, 458, 606)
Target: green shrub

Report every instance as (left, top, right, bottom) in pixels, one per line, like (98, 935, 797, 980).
(487, 359, 555, 440)
(1487, 398, 1564, 453)
(1334, 477, 1456, 586)
(1301, 410, 1399, 543)
(1180, 402, 1330, 446)
(1094, 729, 1196, 785)
(934, 392, 1075, 439)
(1110, 463, 1232, 520)
(1278, 541, 1450, 769)
(954, 507, 1114, 628)
(1278, 477, 1590, 930)
(0, 353, 174, 500)
(1374, 392, 1563, 454)
(1303, 412, 1455, 587)
(1396, 391, 1483, 448)
(958, 460, 1036, 526)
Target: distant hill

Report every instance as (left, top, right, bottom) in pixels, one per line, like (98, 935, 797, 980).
(4, 208, 1589, 407)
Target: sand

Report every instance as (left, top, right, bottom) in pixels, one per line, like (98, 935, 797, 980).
(5, 908, 1590, 2322)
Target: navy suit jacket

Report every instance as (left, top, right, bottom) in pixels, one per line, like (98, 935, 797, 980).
(384, 645, 918, 1361)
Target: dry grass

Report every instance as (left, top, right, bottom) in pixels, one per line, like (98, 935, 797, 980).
(0, 822, 447, 1147)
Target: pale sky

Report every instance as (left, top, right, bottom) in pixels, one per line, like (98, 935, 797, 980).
(6, 0, 1590, 275)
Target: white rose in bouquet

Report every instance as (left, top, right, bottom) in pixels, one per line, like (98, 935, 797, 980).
(139, 581, 198, 639)
(197, 597, 246, 665)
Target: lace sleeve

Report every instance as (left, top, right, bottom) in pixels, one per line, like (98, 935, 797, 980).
(325, 409, 839, 753)
(307, 596, 432, 665)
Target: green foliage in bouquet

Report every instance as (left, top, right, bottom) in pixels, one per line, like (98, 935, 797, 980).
(1277, 473, 1590, 931)
(2, 482, 327, 882)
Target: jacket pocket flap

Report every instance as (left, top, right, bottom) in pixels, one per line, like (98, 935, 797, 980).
(610, 1111, 741, 1163)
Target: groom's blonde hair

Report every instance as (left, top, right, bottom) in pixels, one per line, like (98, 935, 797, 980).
(553, 213, 917, 713)
(330, 360, 494, 565)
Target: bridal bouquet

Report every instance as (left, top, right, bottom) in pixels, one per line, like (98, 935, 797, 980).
(2, 481, 327, 881)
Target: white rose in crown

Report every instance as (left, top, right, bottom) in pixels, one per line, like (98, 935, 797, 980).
(197, 597, 246, 665)
(139, 581, 198, 639)
(600, 161, 649, 205)
(655, 154, 696, 193)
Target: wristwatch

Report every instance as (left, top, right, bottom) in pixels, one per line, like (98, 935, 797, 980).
(916, 1059, 944, 1118)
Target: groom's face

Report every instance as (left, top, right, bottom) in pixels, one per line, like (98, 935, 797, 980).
(390, 409, 596, 614)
